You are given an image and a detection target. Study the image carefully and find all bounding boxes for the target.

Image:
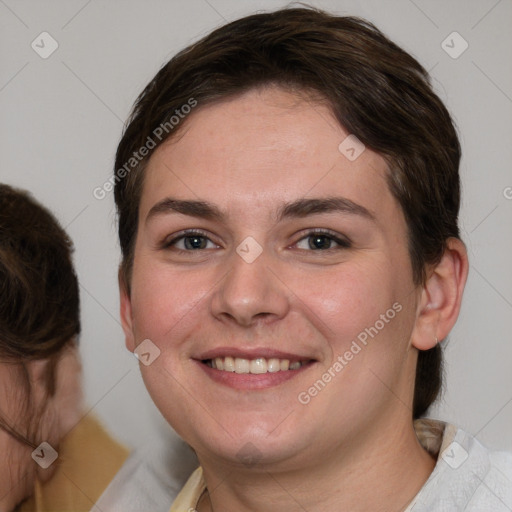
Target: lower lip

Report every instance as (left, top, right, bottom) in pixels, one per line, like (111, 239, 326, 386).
(196, 361, 314, 390)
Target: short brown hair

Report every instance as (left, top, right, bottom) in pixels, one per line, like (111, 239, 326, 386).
(0, 184, 80, 446)
(114, 7, 461, 418)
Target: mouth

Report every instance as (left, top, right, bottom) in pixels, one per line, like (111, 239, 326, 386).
(203, 356, 312, 374)
(195, 349, 316, 390)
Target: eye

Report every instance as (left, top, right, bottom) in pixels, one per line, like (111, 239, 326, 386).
(163, 230, 219, 251)
(294, 230, 351, 251)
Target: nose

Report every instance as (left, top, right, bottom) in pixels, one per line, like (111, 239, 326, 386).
(210, 249, 290, 328)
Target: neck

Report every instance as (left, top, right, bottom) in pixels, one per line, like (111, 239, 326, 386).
(197, 418, 436, 512)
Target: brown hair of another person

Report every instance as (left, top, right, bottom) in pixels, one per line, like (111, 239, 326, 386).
(0, 184, 80, 447)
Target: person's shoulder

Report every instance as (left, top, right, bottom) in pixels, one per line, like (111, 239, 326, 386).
(409, 421, 512, 511)
(483, 448, 512, 504)
(489, 448, 512, 470)
(441, 426, 512, 511)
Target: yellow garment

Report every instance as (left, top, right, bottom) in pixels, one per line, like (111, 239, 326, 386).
(168, 419, 449, 511)
(169, 467, 205, 512)
(17, 415, 129, 512)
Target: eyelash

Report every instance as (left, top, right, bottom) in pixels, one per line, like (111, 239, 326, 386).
(161, 229, 351, 252)
(161, 229, 217, 251)
(293, 229, 352, 251)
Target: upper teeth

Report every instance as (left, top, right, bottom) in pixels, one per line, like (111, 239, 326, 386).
(207, 357, 304, 374)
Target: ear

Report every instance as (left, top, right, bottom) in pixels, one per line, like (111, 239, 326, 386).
(119, 267, 136, 353)
(411, 238, 468, 350)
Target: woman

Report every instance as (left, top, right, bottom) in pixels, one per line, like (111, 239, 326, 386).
(0, 183, 128, 511)
(113, 7, 512, 511)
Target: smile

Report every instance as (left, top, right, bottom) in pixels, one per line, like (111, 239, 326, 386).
(205, 356, 309, 374)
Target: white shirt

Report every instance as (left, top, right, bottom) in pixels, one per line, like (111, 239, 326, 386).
(405, 421, 512, 511)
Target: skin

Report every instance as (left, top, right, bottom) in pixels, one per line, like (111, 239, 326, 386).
(120, 87, 468, 511)
(0, 345, 82, 511)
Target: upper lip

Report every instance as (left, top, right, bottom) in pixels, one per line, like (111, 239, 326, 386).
(196, 347, 315, 362)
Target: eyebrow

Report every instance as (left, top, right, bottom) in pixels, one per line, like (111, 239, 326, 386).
(277, 197, 375, 222)
(146, 197, 375, 224)
(146, 198, 223, 224)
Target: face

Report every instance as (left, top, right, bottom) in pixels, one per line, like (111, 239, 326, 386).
(122, 87, 424, 471)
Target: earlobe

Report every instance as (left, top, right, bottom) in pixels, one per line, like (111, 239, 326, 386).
(411, 238, 469, 351)
(119, 268, 136, 353)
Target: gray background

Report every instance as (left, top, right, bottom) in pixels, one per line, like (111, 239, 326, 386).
(1, 0, 511, 457)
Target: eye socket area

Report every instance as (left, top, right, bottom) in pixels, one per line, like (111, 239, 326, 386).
(159, 228, 352, 254)
(292, 230, 352, 251)
(161, 229, 220, 251)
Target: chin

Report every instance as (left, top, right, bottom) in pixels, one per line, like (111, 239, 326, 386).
(181, 418, 307, 469)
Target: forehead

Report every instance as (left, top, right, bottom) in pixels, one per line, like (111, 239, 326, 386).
(140, 87, 398, 224)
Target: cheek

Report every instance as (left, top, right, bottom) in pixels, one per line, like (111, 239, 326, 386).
(300, 259, 397, 339)
(298, 257, 415, 391)
(130, 257, 212, 339)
